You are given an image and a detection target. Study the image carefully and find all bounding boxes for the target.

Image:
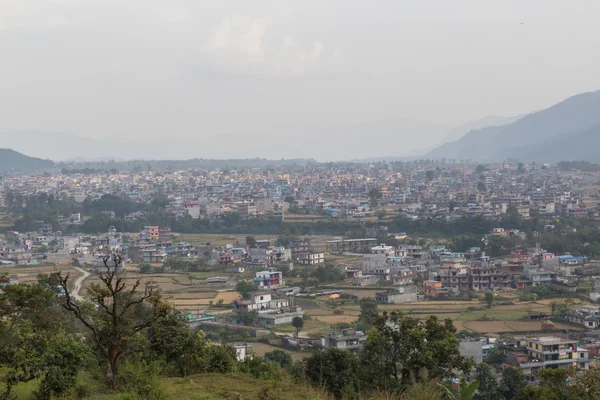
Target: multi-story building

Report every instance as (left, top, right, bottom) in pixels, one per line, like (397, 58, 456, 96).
(424, 280, 449, 298)
(253, 270, 283, 289)
(298, 252, 325, 265)
(520, 337, 590, 374)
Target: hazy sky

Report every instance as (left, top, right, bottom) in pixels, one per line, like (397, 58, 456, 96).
(1, 0, 599, 158)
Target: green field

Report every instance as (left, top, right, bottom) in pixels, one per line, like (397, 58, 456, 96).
(3, 373, 327, 400)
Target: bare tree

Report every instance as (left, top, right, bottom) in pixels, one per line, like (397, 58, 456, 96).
(58, 253, 167, 389)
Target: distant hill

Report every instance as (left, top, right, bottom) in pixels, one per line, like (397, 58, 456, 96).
(440, 114, 524, 143)
(427, 90, 600, 162)
(0, 148, 55, 173)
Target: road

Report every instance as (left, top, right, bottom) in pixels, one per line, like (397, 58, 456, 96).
(71, 266, 90, 301)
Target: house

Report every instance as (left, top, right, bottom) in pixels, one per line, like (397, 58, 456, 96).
(424, 280, 449, 298)
(354, 274, 378, 287)
(566, 306, 600, 329)
(519, 336, 590, 374)
(298, 252, 325, 265)
(374, 286, 417, 304)
(522, 264, 557, 287)
(321, 328, 368, 352)
(257, 307, 305, 327)
(254, 270, 283, 289)
(234, 291, 289, 312)
(233, 344, 253, 361)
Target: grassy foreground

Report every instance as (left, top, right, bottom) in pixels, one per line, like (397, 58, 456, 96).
(7, 373, 328, 400)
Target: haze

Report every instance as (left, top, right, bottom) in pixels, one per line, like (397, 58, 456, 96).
(1, 0, 600, 161)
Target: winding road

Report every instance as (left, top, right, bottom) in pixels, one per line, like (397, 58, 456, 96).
(71, 266, 90, 301)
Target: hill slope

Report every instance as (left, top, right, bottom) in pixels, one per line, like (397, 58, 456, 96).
(427, 90, 600, 162)
(0, 148, 55, 173)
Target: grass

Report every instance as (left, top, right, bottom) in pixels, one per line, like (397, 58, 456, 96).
(5, 373, 328, 400)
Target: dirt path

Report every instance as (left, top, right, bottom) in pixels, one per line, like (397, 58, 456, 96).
(71, 266, 90, 301)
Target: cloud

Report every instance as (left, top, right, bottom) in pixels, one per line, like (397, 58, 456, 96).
(204, 15, 341, 76)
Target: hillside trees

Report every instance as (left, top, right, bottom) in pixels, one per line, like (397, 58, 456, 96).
(58, 253, 169, 389)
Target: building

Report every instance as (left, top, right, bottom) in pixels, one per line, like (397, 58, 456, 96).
(321, 328, 368, 352)
(424, 280, 449, 298)
(520, 336, 590, 374)
(374, 286, 417, 304)
(326, 238, 378, 254)
(298, 252, 325, 265)
(233, 291, 289, 312)
(522, 264, 557, 287)
(253, 270, 283, 289)
(566, 306, 600, 329)
(144, 226, 160, 241)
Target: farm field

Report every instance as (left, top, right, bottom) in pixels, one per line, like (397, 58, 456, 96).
(175, 233, 334, 253)
(3, 264, 82, 284)
(298, 292, 590, 335)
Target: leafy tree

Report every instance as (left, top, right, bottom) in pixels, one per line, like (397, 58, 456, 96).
(0, 280, 88, 400)
(477, 181, 487, 193)
(359, 311, 473, 392)
(426, 170, 435, 181)
(475, 165, 486, 174)
(246, 235, 257, 248)
(517, 163, 525, 173)
(484, 347, 504, 366)
(368, 188, 383, 207)
(472, 363, 500, 400)
(484, 291, 494, 308)
(499, 366, 526, 400)
(376, 209, 388, 221)
(236, 280, 257, 299)
(356, 298, 378, 331)
(292, 316, 304, 338)
(58, 254, 169, 389)
(139, 263, 154, 274)
(264, 349, 293, 368)
(305, 348, 360, 399)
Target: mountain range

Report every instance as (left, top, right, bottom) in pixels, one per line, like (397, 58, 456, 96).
(0, 148, 54, 173)
(427, 90, 600, 162)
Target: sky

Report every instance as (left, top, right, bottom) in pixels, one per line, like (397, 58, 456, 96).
(1, 0, 600, 160)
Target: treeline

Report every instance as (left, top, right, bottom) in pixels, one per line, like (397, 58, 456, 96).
(558, 161, 600, 172)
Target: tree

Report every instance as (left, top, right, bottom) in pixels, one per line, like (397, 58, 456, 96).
(368, 188, 383, 207)
(264, 349, 293, 368)
(360, 312, 473, 392)
(139, 263, 154, 274)
(484, 291, 494, 308)
(477, 181, 487, 193)
(484, 347, 504, 366)
(58, 253, 168, 389)
(376, 209, 388, 221)
(475, 165, 486, 174)
(236, 280, 256, 299)
(449, 200, 457, 212)
(292, 316, 304, 338)
(517, 163, 525, 173)
(357, 298, 378, 331)
(472, 363, 500, 400)
(0, 279, 89, 400)
(499, 366, 526, 400)
(245, 236, 257, 248)
(426, 170, 435, 181)
(305, 348, 360, 399)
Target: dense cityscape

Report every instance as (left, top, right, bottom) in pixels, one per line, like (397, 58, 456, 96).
(2, 158, 600, 398)
(3, 1, 600, 399)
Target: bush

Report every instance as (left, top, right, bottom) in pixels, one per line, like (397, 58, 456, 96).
(239, 357, 281, 380)
(118, 360, 167, 400)
(333, 308, 344, 315)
